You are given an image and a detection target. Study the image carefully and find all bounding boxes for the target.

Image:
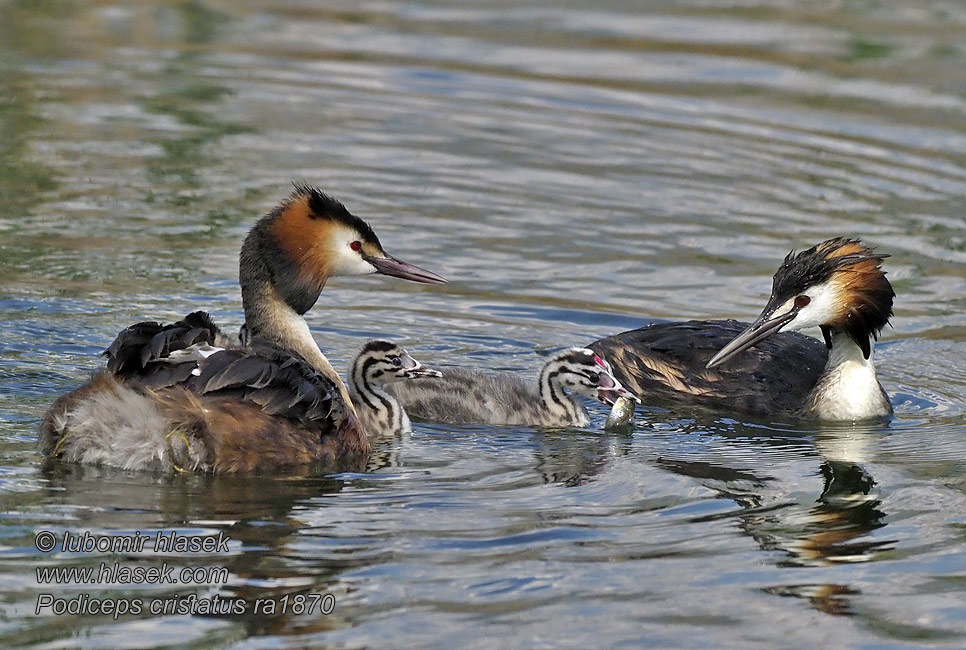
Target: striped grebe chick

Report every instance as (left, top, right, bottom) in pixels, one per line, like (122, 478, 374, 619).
(591, 238, 894, 421)
(385, 348, 638, 428)
(40, 185, 446, 473)
(348, 340, 442, 436)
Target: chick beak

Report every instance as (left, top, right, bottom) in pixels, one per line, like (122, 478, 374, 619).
(364, 254, 447, 284)
(596, 371, 641, 406)
(400, 355, 443, 379)
(706, 302, 799, 369)
(405, 366, 442, 379)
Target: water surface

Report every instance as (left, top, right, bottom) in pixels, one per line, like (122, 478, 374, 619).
(1, 1, 965, 648)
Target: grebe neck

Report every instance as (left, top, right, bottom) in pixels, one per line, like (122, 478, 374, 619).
(239, 253, 353, 414)
(806, 331, 891, 420)
(348, 365, 407, 435)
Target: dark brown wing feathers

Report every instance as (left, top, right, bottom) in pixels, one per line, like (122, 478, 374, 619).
(590, 319, 828, 417)
(189, 340, 337, 426)
(105, 311, 221, 376)
(103, 312, 339, 428)
(94, 312, 368, 468)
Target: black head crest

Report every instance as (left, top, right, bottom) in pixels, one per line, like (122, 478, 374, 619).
(772, 238, 881, 301)
(773, 238, 894, 357)
(291, 184, 382, 249)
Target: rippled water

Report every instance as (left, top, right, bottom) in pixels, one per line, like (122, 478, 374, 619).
(2, 1, 965, 648)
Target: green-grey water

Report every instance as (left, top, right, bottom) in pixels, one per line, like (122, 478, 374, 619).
(1, 1, 965, 648)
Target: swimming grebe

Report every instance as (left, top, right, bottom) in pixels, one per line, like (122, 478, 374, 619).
(385, 348, 639, 427)
(40, 186, 446, 473)
(348, 340, 442, 436)
(590, 238, 894, 420)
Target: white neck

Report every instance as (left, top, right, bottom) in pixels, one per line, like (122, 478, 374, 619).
(806, 331, 891, 421)
(348, 367, 409, 436)
(538, 366, 590, 427)
(245, 283, 357, 420)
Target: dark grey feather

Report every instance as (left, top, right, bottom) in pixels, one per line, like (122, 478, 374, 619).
(106, 310, 223, 377)
(106, 311, 338, 428)
(590, 319, 828, 417)
(189, 339, 337, 426)
(198, 356, 277, 393)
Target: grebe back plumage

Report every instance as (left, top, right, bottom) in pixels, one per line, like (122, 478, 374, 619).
(41, 186, 446, 472)
(591, 319, 829, 417)
(591, 238, 894, 421)
(386, 348, 638, 427)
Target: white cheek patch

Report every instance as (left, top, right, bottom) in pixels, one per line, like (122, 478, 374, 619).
(785, 281, 842, 331)
(329, 227, 377, 277)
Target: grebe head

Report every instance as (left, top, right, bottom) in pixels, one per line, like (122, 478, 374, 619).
(707, 238, 894, 367)
(353, 340, 442, 385)
(550, 348, 641, 406)
(243, 185, 447, 317)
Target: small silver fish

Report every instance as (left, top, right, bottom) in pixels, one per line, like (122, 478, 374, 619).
(605, 396, 635, 430)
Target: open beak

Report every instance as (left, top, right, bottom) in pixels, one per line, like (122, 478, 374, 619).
(596, 371, 641, 406)
(364, 254, 447, 284)
(405, 366, 442, 379)
(399, 354, 443, 379)
(705, 303, 799, 369)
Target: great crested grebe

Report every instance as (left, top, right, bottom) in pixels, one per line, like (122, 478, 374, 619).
(385, 347, 639, 427)
(348, 340, 442, 436)
(40, 185, 446, 473)
(590, 238, 894, 421)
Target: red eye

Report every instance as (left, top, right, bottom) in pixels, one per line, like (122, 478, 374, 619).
(794, 295, 811, 308)
(350, 241, 362, 252)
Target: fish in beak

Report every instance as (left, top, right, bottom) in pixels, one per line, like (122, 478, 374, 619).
(596, 369, 641, 406)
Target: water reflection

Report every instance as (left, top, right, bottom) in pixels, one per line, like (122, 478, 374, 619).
(783, 459, 889, 567)
(765, 583, 860, 617)
(17, 462, 353, 640)
(655, 424, 892, 617)
(368, 423, 631, 487)
(656, 456, 772, 510)
(2, 0, 966, 645)
(541, 430, 631, 487)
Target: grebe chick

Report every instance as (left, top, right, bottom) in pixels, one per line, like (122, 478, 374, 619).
(41, 185, 446, 473)
(385, 348, 639, 428)
(591, 238, 893, 421)
(347, 340, 442, 436)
